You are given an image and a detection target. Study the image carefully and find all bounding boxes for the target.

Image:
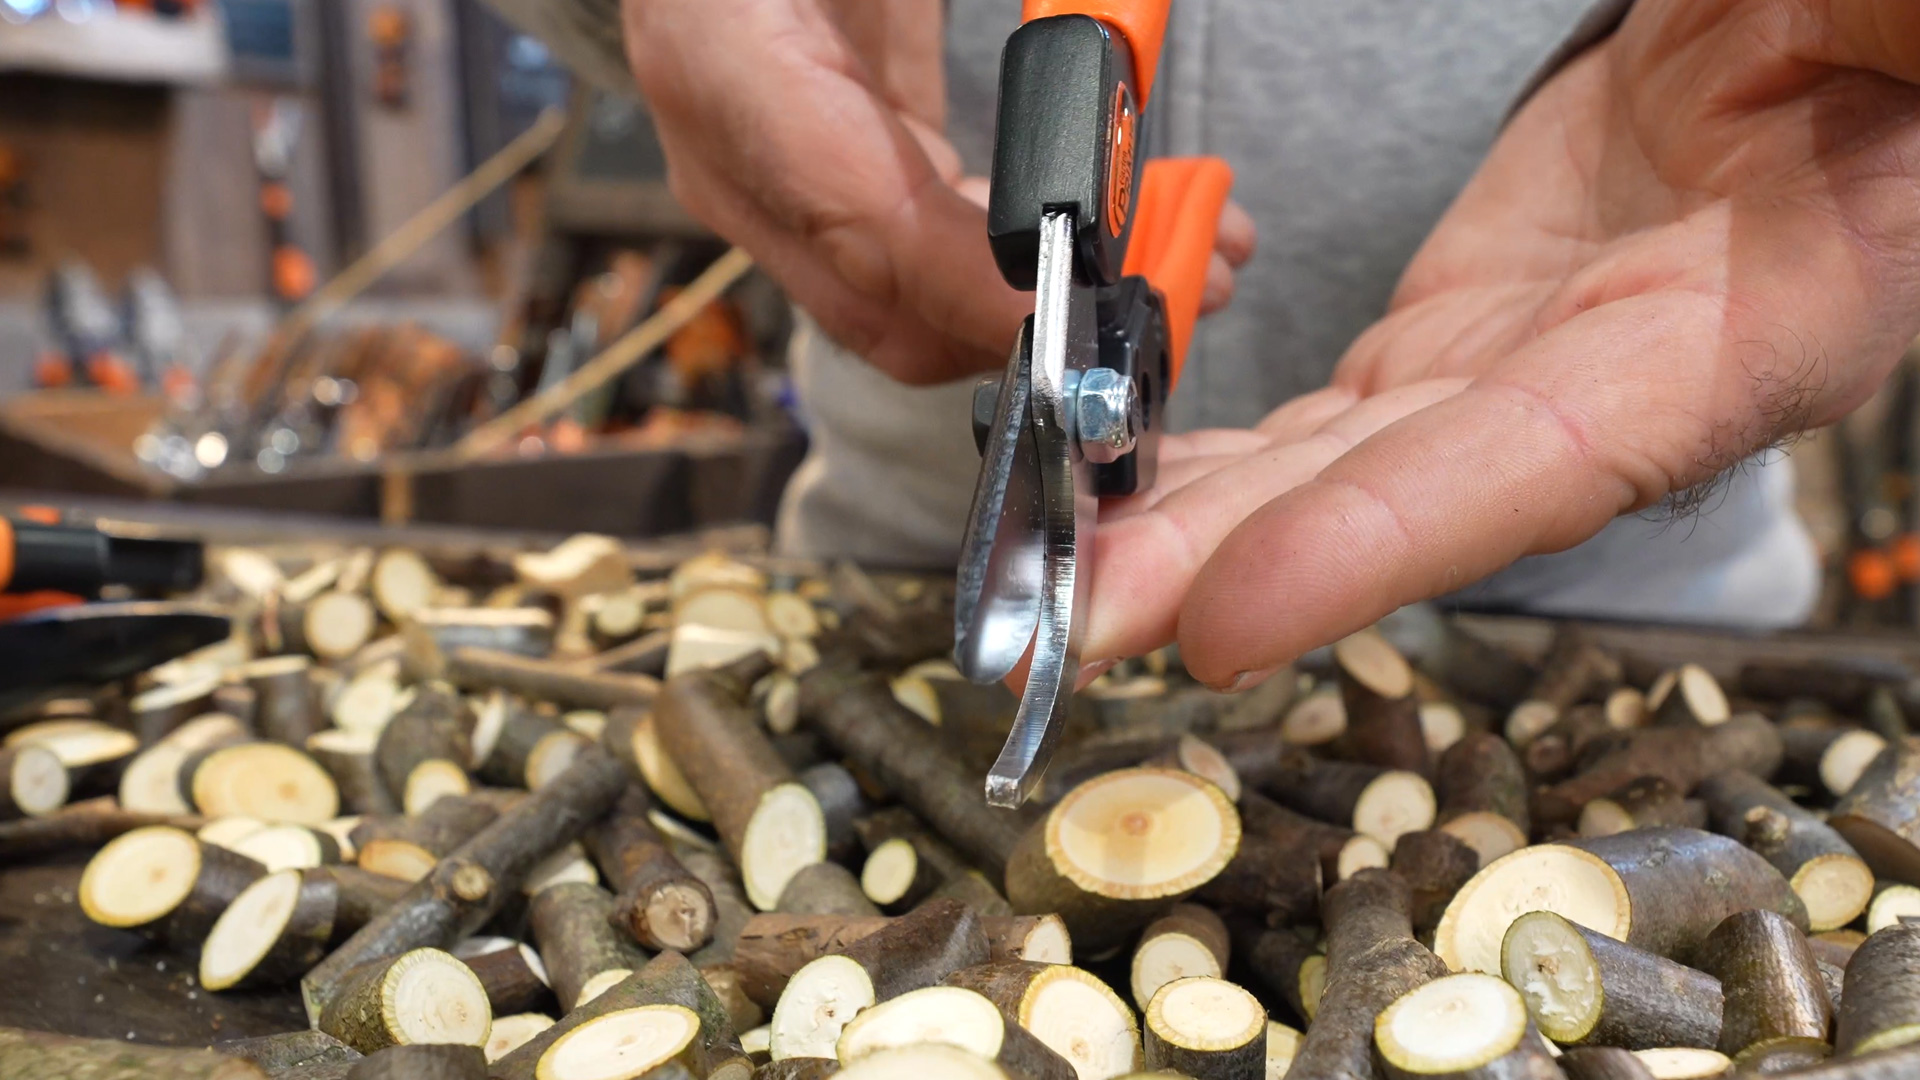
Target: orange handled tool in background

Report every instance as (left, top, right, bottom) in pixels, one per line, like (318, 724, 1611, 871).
(956, 0, 1233, 805)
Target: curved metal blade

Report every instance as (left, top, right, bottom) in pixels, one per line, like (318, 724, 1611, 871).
(954, 324, 1046, 686)
(986, 211, 1099, 808)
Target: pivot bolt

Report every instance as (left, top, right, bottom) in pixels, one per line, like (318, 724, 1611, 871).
(1075, 367, 1139, 464)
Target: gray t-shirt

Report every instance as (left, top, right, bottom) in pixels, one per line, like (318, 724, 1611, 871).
(777, 0, 1820, 627)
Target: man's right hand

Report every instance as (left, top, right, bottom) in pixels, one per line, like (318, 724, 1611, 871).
(622, 0, 1029, 384)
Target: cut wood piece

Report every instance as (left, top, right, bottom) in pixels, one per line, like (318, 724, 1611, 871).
(778, 862, 881, 918)
(245, 655, 324, 746)
(1265, 1023, 1302, 1080)
(1630, 1048, 1730, 1079)
(308, 729, 397, 817)
(198, 815, 267, 849)
(1220, 734, 1435, 846)
(1389, 829, 1480, 935)
(344, 1043, 485, 1080)
(373, 684, 474, 812)
(9, 719, 139, 798)
(799, 666, 1026, 881)
(120, 714, 250, 815)
(353, 795, 502, 882)
(489, 950, 749, 1080)
(523, 840, 600, 894)
(1239, 791, 1385, 886)
(859, 829, 953, 909)
(605, 708, 711, 822)
(836, 1044, 1006, 1080)
(446, 648, 659, 711)
(1731, 1038, 1830, 1075)
(1697, 770, 1874, 931)
(1506, 700, 1563, 750)
(1287, 870, 1448, 1080)
(1193, 827, 1321, 926)
(213, 1030, 359, 1071)
(704, 964, 766, 1035)
(461, 941, 554, 1017)
(587, 586, 652, 646)
(371, 549, 440, 623)
(1142, 976, 1265, 1080)
(1835, 923, 1920, 1056)
(1279, 685, 1346, 747)
(1332, 630, 1429, 776)
(1374, 973, 1557, 1080)
(684, 847, 754, 969)
(406, 609, 556, 678)
(1500, 911, 1722, 1050)
(1130, 903, 1230, 1010)
(285, 591, 379, 661)
(535, 1003, 708, 1078)
(732, 913, 1071, 1009)
(530, 880, 649, 1011)
(764, 674, 802, 735)
(318, 947, 492, 1053)
(1005, 768, 1241, 956)
(770, 900, 988, 1061)
(798, 762, 867, 867)
(766, 592, 822, 639)
(943, 960, 1140, 1080)
(1236, 925, 1323, 1028)
(517, 534, 633, 597)
(1821, 729, 1889, 798)
(333, 666, 406, 735)
(1142, 734, 1242, 802)
(1434, 828, 1806, 975)
(201, 868, 338, 991)
(1830, 737, 1920, 885)
(479, 708, 592, 793)
(130, 674, 219, 745)
(1605, 687, 1649, 731)
(1695, 909, 1830, 1057)
(1524, 627, 1624, 716)
(485, 1013, 555, 1064)
(0, 744, 68, 820)
(300, 747, 628, 1024)
(1418, 702, 1469, 756)
(1533, 715, 1783, 830)
(1528, 704, 1626, 781)
(401, 760, 471, 816)
(653, 656, 824, 910)
(78, 825, 265, 943)
(231, 823, 341, 871)
(929, 871, 1015, 918)
(587, 785, 716, 952)
(1654, 665, 1731, 728)
(667, 622, 785, 679)
(834, 985, 1074, 1080)
(188, 741, 341, 824)
(1558, 1047, 1656, 1080)
(1577, 777, 1707, 838)
(0, 1027, 268, 1079)
(1868, 882, 1920, 932)
(0, 798, 206, 862)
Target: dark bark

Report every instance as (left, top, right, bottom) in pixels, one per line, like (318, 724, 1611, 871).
(460, 941, 555, 1017)
(1698, 770, 1872, 932)
(586, 786, 716, 952)
(212, 1031, 360, 1071)
(776, 862, 881, 917)
(300, 746, 627, 1022)
(0, 1026, 266, 1080)
(1390, 830, 1480, 935)
(1288, 870, 1449, 1080)
(1836, 923, 1920, 1057)
(372, 684, 473, 808)
(1569, 828, 1807, 964)
(1830, 737, 1920, 885)
(799, 664, 1025, 883)
(530, 881, 650, 1011)
(1534, 716, 1783, 830)
(344, 1044, 484, 1080)
(444, 646, 658, 710)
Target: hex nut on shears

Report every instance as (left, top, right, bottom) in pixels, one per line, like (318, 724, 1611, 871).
(1075, 367, 1140, 464)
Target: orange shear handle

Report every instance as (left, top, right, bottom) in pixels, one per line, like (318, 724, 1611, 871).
(1022, 0, 1172, 102)
(1122, 157, 1233, 391)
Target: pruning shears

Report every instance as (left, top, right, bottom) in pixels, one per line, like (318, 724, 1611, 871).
(955, 0, 1234, 806)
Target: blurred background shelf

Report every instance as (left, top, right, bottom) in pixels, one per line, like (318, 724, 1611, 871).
(0, 10, 230, 85)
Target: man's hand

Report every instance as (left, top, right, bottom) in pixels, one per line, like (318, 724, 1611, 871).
(622, 0, 1254, 384)
(1081, 0, 1920, 688)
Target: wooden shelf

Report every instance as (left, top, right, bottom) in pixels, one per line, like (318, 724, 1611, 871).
(0, 10, 228, 85)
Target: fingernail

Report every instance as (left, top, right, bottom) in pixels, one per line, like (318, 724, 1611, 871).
(1222, 667, 1280, 693)
(1076, 659, 1119, 688)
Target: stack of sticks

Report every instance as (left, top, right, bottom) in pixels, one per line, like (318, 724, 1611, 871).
(8, 534, 1920, 1080)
